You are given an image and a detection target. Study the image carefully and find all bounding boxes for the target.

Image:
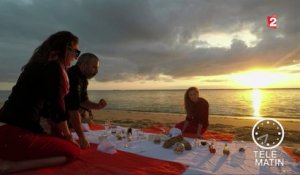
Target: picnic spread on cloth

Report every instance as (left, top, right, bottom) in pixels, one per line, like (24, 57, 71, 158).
(13, 123, 300, 175)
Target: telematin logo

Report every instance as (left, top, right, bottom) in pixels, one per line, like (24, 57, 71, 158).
(267, 15, 277, 28)
(252, 118, 285, 167)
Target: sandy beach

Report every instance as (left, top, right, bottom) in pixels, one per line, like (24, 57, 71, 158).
(92, 109, 300, 147)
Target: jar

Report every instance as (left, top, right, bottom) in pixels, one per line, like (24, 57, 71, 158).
(174, 142, 185, 154)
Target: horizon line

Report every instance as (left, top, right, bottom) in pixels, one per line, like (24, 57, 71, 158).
(88, 87, 300, 91)
(0, 87, 299, 91)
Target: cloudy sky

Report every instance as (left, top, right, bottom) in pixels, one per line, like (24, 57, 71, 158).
(0, 0, 299, 90)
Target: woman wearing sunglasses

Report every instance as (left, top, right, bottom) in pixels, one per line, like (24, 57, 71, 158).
(0, 31, 81, 173)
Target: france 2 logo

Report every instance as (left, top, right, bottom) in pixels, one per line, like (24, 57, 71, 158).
(267, 15, 277, 29)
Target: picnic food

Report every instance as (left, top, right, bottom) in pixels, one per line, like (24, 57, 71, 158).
(163, 135, 183, 148)
(174, 142, 185, 154)
(239, 147, 245, 153)
(201, 141, 207, 146)
(223, 143, 230, 156)
(209, 143, 216, 153)
(209, 147, 216, 153)
(162, 135, 191, 151)
(116, 132, 123, 140)
(181, 139, 192, 150)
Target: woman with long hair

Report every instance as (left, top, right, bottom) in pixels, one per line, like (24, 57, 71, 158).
(0, 31, 81, 173)
(175, 87, 209, 138)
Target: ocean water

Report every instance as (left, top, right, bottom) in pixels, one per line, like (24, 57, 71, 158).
(1, 89, 299, 119)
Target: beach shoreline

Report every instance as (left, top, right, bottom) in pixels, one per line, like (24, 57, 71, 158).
(91, 109, 300, 148)
(93, 109, 300, 131)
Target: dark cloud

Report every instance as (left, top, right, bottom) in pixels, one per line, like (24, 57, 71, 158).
(203, 79, 228, 83)
(0, 0, 299, 83)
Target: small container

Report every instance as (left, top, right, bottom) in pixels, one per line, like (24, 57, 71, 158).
(209, 143, 216, 154)
(153, 135, 161, 144)
(223, 143, 230, 156)
(127, 128, 132, 135)
(201, 141, 207, 146)
(116, 132, 123, 140)
(127, 133, 133, 142)
(111, 127, 117, 135)
(239, 147, 245, 153)
(209, 147, 216, 153)
(174, 142, 185, 154)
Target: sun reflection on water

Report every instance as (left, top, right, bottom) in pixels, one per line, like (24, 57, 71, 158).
(252, 89, 262, 118)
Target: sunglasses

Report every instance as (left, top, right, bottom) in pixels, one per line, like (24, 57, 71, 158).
(68, 47, 81, 58)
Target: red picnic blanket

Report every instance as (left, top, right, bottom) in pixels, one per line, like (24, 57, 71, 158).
(13, 123, 234, 175)
(282, 146, 300, 162)
(88, 123, 105, 130)
(13, 143, 187, 175)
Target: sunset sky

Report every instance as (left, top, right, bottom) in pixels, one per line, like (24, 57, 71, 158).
(0, 0, 299, 90)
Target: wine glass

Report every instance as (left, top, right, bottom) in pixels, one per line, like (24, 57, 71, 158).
(104, 120, 111, 135)
(192, 138, 200, 150)
(138, 129, 145, 140)
(111, 127, 117, 135)
(123, 133, 133, 148)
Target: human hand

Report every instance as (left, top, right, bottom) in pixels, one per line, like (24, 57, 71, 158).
(79, 137, 90, 149)
(65, 135, 80, 147)
(98, 99, 107, 109)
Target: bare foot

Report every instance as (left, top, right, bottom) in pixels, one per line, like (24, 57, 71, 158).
(0, 159, 14, 174)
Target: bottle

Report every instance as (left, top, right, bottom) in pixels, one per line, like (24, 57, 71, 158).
(209, 143, 216, 154)
(127, 128, 133, 141)
(127, 128, 132, 135)
(223, 143, 230, 156)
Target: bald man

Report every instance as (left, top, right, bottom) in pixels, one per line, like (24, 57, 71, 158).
(65, 53, 107, 149)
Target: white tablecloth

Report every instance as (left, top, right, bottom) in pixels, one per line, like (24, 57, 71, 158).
(72, 127, 300, 174)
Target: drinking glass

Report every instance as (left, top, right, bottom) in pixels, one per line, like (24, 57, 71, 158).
(111, 127, 117, 135)
(104, 120, 111, 135)
(124, 133, 133, 148)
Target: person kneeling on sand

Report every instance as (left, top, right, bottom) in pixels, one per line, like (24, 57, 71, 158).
(0, 31, 81, 174)
(65, 53, 107, 149)
(175, 87, 209, 138)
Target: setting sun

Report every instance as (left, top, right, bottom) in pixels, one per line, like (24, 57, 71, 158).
(232, 70, 285, 89)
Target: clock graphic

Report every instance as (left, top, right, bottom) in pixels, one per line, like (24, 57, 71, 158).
(252, 118, 284, 149)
